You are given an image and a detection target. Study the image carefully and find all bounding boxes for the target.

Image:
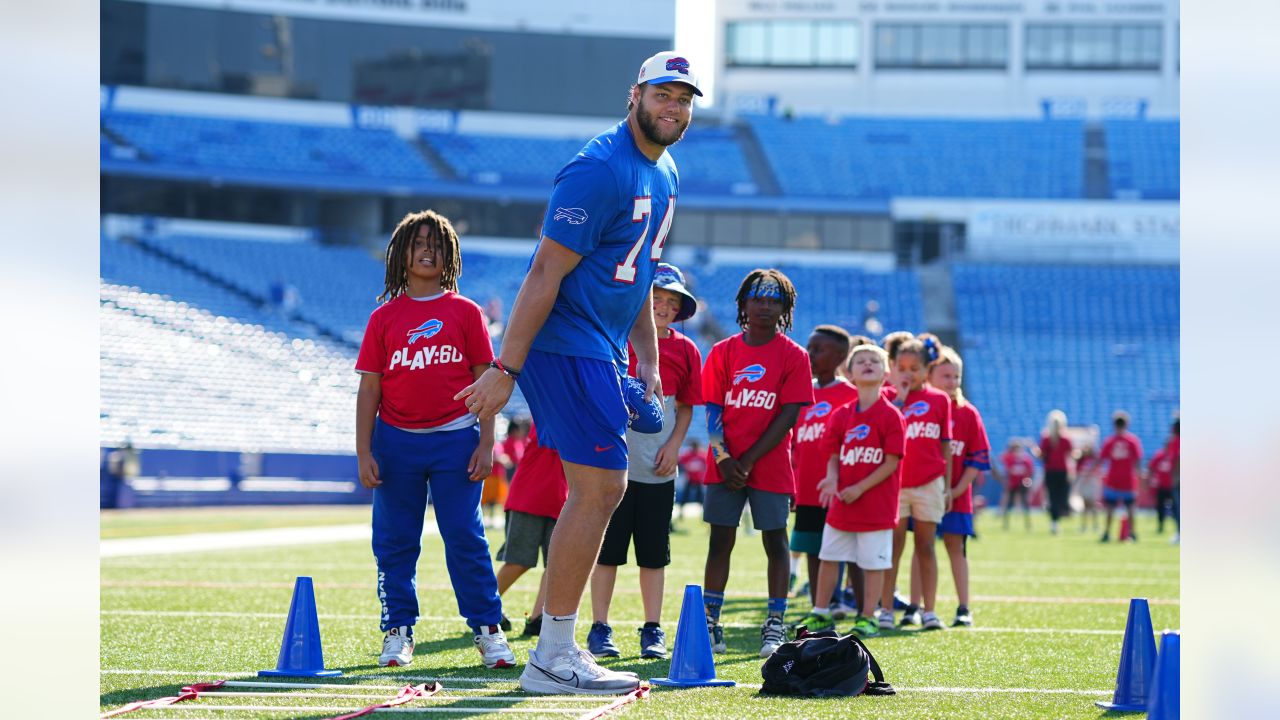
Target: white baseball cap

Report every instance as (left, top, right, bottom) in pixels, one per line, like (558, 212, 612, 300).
(636, 51, 703, 97)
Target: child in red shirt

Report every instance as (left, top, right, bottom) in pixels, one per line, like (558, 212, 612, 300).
(1000, 440, 1036, 530)
(882, 334, 952, 631)
(702, 269, 814, 658)
(790, 325, 858, 609)
(924, 346, 990, 628)
(495, 423, 567, 638)
(1099, 411, 1144, 543)
(355, 210, 514, 669)
(795, 343, 904, 638)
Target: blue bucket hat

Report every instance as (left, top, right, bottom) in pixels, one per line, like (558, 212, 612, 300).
(653, 262, 697, 322)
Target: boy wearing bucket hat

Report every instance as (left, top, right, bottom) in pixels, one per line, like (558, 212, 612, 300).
(588, 263, 703, 660)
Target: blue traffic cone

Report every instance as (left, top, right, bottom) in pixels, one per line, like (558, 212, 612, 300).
(1096, 598, 1157, 711)
(259, 576, 341, 677)
(650, 585, 736, 688)
(1146, 631, 1180, 720)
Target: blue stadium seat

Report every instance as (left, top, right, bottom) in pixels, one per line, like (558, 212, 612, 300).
(101, 111, 437, 182)
(1103, 120, 1179, 200)
(952, 262, 1179, 456)
(746, 115, 1085, 200)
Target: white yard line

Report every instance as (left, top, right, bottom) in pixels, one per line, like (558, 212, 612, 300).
(100, 609, 1128, 635)
(101, 524, 378, 557)
(100, 670, 1114, 697)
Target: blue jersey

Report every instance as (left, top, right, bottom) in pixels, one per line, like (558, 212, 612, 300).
(531, 120, 679, 369)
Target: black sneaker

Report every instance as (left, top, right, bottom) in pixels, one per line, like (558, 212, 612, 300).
(952, 606, 973, 627)
(898, 606, 921, 627)
(499, 614, 512, 632)
(521, 614, 542, 637)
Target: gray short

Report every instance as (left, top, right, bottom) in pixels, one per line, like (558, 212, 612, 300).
(703, 483, 791, 531)
(495, 510, 556, 568)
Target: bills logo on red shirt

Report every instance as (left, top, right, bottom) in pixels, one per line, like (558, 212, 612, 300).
(904, 400, 930, 418)
(733, 364, 766, 385)
(666, 57, 691, 74)
(845, 424, 871, 443)
(804, 401, 832, 421)
(407, 319, 443, 344)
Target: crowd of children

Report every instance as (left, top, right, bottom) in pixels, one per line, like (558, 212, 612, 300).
(355, 207, 1179, 673)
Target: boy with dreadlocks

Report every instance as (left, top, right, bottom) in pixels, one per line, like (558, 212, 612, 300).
(702, 269, 814, 657)
(355, 210, 516, 670)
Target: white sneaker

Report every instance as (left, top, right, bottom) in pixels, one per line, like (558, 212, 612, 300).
(378, 626, 414, 667)
(877, 609, 896, 631)
(1170, 533, 1179, 545)
(760, 616, 787, 657)
(519, 647, 640, 695)
(830, 601, 856, 620)
(921, 611, 946, 631)
(474, 624, 516, 669)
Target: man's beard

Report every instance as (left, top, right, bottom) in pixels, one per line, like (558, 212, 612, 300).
(636, 103, 688, 147)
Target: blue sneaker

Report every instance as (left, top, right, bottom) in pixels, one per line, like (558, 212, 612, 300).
(892, 590, 910, 611)
(586, 621, 620, 658)
(638, 625, 667, 659)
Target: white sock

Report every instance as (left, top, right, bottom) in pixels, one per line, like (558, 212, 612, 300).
(536, 611, 578, 657)
(811, 606, 831, 617)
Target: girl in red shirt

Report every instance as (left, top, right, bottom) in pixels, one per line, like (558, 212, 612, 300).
(882, 333, 952, 631)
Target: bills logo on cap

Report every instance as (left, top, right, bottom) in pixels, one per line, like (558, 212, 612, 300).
(733, 364, 766, 385)
(804, 401, 832, 421)
(554, 207, 588, 225)
(665, 56, 691, 75)
(846, 424, 871, 443)
(904, 400, 930, 418)
(407, 319, 443, 344)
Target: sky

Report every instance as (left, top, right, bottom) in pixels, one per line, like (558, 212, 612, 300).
(674, 0, 718, 106)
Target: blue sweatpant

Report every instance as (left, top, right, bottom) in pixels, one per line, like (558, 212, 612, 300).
(371, 418, 503, 631)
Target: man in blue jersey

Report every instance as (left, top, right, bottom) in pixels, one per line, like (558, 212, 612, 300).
(456, 52, 700, 694)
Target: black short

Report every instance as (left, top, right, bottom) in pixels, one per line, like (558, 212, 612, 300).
(793, 504, 827, 534)
(598, 480, 674, 569)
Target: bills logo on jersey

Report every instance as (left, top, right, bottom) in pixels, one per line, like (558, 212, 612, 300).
(804, 401, 833, 421)
(904, 400, 930, 418)
(845, 424, 871, 443)
(554, 207, 588, 225)
(733, 364, 766, 385)
(666, 56, 691, 74)
(1111, 442, 1130, 459)
(407, 319, 443, 344)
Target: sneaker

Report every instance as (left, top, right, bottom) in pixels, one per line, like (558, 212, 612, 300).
(708, 622, 727, 654)
(795, 612, 835, 633)
(522, 615, 542, 637)
(1170, 533, 1180, 545)
(760, 616, 787, 657)
(952, 607, 973, 627)
(787, 572, 798, 595)
(586, 622, 620, 658)
(499, 614, 512, 632)
(892, 590, 911, 611)
(519, 647, 640, 695)
(851, 615, 880, 638)
(378, 626, 414, 667)
(1100, 533, 1111, 543)
(793, 581, 810, 599)
(830, 600, 856, 620)
(638, 626, 667, 659)
(1050, 521, 1060, 535)
(877, 609, 896, 631)
(898, 607, 921, 628)
(921, 611, 945, 631)
(474, 625, 516, 669)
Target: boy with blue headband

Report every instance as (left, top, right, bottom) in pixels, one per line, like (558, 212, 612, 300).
(700, 269, 814, 657)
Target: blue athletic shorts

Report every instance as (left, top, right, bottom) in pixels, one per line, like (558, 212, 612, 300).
(517, 348, 629, 469)
(938, 511, 975, 537)
(1102, 488, 1136, 506)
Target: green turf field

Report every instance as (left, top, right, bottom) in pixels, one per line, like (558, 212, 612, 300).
(101, 506, 1178, 718)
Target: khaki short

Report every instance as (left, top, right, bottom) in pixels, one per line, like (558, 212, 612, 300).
(899, 476, 946, 524)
